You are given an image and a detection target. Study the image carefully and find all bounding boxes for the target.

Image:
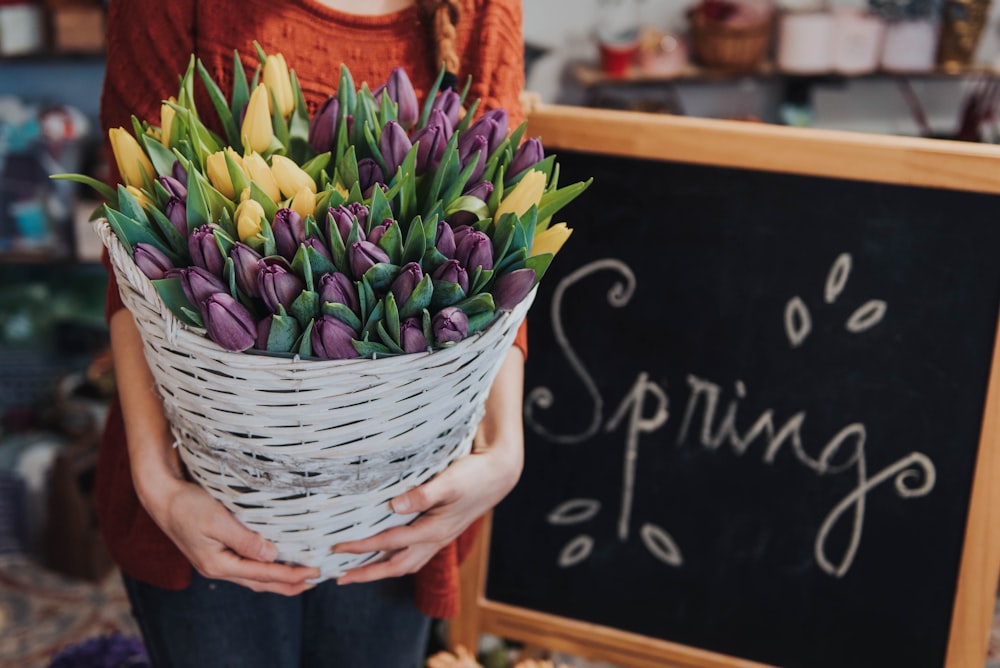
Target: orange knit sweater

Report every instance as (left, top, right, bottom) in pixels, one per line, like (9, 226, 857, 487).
(97, 0, 525, 619)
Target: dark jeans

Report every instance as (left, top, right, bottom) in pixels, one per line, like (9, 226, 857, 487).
(122, 572, 431, 668)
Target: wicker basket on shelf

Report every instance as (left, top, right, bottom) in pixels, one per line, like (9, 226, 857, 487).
(688, 9, 773, 71)
(96, 218, 533, 580)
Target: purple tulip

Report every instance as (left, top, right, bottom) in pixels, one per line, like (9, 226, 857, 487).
(311, 315, 359, 360)
(431, 88, 462, 129)
(478, 108, 509, 152)
(411, 125, 445, 175)
(230, 242, 263, 298)
(255, 316, 272, 351)
(425, 108, 454, 138)
(318, 271, 359, 314)
(508, 137, 544, 177)
(258, 257, 304, 313)
(308, 95, 339, 153)
(165, 196, 187, 236)
(435, 220, 456, 259)
(134, 243, 173, 280)
(455, 229, 494, 272)
(272, 208, 305, 261)
(494, 268, 536, 310)
(400, 317, 428, 353)
(431, 258, 469, 295)
(367, 219, 394, 246)
(457, 134, 487, 184)
(390, 262, 423, 306)
(171, 161, 188, 188)
(304, 236, 333, 262)
(357, 158, 384, 195)
(348, 240, 390, 279)
(179, 266, 228, 305)
(375, 67, 419, 130)
(433, 306, 468, 345)
(379, 121, 412, 176)
(159, 175, 187, 200)
(328, 203, 369, 244)
(188, 225, 225, 276)
(201, 291, 256, 352)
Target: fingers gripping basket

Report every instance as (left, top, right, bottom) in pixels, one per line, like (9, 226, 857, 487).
(97, 218, 533, 580)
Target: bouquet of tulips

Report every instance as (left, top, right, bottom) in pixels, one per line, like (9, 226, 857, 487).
(60, 45, 589, 360)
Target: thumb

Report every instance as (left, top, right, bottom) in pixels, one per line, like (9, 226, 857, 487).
(215, 513, 279, 562)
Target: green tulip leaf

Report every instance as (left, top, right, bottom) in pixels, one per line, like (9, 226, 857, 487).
(456, 292, 495, 317)
(224, 150, 251, 198)
(361, 299, 384, 340)
(353, 338, 392, 359)
(376, 320, 405, 355)
(297, 319, 314, 358)
(399, 274, 433, 319)
(454, 96, 480, 134)
(248, 182, 278, 220)
(467, 310, 498, 336)
(337, 145, 359, 191)
(139, 133, 179, 180)
(383, 292, 401, 346)
(472, 268, 495, 296)
(145, 205, 188, 257)
(492, 212, 517, 264)
(495, 247, 528, 276)
(265, 312, 301, 353)
(50, 173, 117, 207)
(368, 181, 393, 230)
(417, 64, 447, 130)
(321, 302, 363, 332)
(306, 244, 338, 277)
(257, 218, 277, 257)
(290, 290, 320, 329)
(401, 216, 426, 265)
(363, 262, 400, 293)
(301, 152, 331, 183)
(104, 208, 170, 259)
(291, 244, 315, 292)
(537, 178, 592, 225)
(376, 220, 404, 266)
(115, 185, 151, 227)
(430, 279, 466, 309)
(179, 306, 205, 329)
(230, 52, 250, 133)
(444, 195, 489, 223)
(197, 58, 240, 148)
(524, 252, 555, 284)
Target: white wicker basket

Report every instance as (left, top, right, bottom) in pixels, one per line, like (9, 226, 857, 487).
(96, 218, 533, 580)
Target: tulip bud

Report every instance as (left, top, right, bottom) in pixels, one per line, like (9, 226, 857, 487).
(390, 262, 423, 307)
(201, 292, 256, 352)
(412, 125, 445, 175)
(376, 67, 419, 130)
(435, 220, 456, 259)
(241, 84, 274, 154)
(243, 151, 281, 203)
(235, 199, 266, 241)
(478, 108, 509, 152)
(433, 306, 468, 345)
(165, 196, 187, 236)
(271, 154, 317, 200)
(508, 137, 544, 177)
(109, 127, 155, 187)
(311, 315, 359, 360)
(328, 203, 369, 244)
(180, 266, 228, 305)
(158, 97, 177, 147)
(348, 240, 390, 279)
(425, 108, 454, 138)
(206, 148, 243, 200)
(230, 242, 263, 298)
(367, 219, 394, 246)
(159, 175, 187, 200)
(378, 121, 412, 176)
(318, 271, 359, 314)
(272, 208, 305, 261)
(304, 236, 333, 263)
(308, 95, 339, 154)
(431, 258, 469, 295)
(455, 229, 493, 272)
(134, 243, 173, 280)
(289, 186, 316, 219)
(189, 225, 225, 276)
(463, 180, 494, 201)
(457, 134, 487, 184)
(400, 317, 428, 354)
(262, 53, 294, 117)
(531, 222, 573, 257)
(172, 161, 188, 188)
(258, 257, 304, 313)
(431, 89, 462, 130)
(495, 169, 546, 220)
(357, 158, 384, 195)
(494, 268, 536, 310)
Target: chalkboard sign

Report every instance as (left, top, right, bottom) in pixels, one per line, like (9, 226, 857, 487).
(454, 107, 1000, 668)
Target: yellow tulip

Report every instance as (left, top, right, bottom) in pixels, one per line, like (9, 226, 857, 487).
(109, 127, 155, 187)
(206, 148, 243, 200)
(235, 198, 267, 241)
(290, 186, 316, 218)
(160, 97, 176, 147)
(125, 185, 155, 210)
(243, 151, 282, 203)
(263, 53, 294, 117)
(495, 169, 546, 220)
(531, 222, 573, 257)
(271, 155, 317, 199)
(241, 84, 274, 154)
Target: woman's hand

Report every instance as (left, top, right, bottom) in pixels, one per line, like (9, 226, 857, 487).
(111, 310, 320, 595)
(333, 346, 525, 584)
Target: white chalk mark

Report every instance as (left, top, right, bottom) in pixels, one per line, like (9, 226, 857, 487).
(558, 534, 595, 568)
(846, 299, 887, 334)
(548, 499, 601, 526)
(825, 253, 852, 304)
(640, 523, 684, 567)
(784, 296, 812, 348)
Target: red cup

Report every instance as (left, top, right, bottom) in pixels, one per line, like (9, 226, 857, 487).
(599, 40, 638, 77)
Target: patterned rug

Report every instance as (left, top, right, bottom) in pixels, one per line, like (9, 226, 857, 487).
(0, 554, 139, 668)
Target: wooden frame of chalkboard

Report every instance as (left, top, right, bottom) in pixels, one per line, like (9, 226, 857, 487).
(451, 105, 1000, 668)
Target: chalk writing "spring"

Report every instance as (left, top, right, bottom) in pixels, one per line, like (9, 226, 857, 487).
(524, 258, 937, 577)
